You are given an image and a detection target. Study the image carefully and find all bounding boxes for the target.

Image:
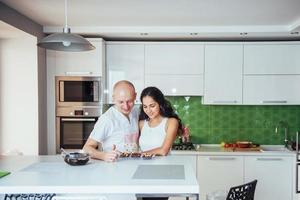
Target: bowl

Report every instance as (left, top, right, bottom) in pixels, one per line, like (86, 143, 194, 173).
(63, 152, 89, 166)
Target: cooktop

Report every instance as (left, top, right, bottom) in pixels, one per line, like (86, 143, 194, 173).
(172, 142, 195, 151)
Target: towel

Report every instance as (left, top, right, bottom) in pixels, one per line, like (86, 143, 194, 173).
(0, 171, 10, 178)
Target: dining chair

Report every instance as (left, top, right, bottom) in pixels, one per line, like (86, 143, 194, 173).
(4, 193, 56, 200)
(226, 179, 257, 200)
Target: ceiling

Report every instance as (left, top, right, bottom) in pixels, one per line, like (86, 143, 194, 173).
(1, 0, 300, 40)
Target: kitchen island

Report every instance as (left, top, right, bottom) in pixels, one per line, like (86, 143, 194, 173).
(0, 155, 199, 199)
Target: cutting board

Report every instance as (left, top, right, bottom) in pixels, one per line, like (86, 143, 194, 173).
(0, 171, 10, 178)
(223, 146, 262, 152)
(233, 147, 262, 152)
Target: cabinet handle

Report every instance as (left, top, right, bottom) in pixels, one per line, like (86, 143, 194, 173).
(261, 100, 287, 104)
(213, 100, 238, 104)
(256, 158, 283, 161)
(65, 71, 92, 75)
(61, 118, 96, 122)
(208, 157, 236, 161)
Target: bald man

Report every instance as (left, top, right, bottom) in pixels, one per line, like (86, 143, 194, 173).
(83, 80, 139, 162)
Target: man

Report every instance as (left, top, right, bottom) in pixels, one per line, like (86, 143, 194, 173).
(83, 80, 139, 162)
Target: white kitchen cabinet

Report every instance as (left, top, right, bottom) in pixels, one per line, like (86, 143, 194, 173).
(106, 42, 145, 103)
(46, 38, 105, 154)
(203, 44, 243, 104)
(197, 155, 244, 200)
(145, 43, 204, 75)
(144, 43, 204, 96)
(169, 155, 197, 200)
(243, 75, 300, 105)
(244, 43, 300, 75)
(145, 74, 203, 96)
(242, 42, 300, 105)
(53, 38, 105, 76)
(244, 156, 293, 200)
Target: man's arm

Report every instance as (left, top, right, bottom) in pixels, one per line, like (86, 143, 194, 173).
(83, 138, 119, 162)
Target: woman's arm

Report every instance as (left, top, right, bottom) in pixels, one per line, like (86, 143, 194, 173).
(143, 118, 178, 156)
(137, 120, 145, 151)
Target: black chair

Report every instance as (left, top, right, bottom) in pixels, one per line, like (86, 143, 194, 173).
(4, 193, 55, 200)
(226, 179, 257, 200)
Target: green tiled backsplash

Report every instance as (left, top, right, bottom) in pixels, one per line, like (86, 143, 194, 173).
(166, 96, 300, 145)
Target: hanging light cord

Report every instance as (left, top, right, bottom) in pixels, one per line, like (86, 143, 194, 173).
(64, 0, 68, 28)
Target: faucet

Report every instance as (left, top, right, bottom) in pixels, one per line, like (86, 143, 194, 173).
(275, 121, 289, 148)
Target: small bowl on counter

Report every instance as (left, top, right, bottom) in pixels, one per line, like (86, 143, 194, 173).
(61, 148, 89, 166)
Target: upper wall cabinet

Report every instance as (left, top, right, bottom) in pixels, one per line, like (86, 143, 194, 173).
(145, 43, 204, 74)
(244, 42, 300, 74)
(106, 42, 145, 103)
(243, 75, 300, 105)
(145, 43, 204, 96)
(53, 38, 105, 76)
(203, 44, 243, 105)
(145, 74, 203, 96)
(243, 42, 300, 105)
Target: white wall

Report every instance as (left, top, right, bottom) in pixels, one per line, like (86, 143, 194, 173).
(46, 50, 56, 155)
(0, 35, 38, 155)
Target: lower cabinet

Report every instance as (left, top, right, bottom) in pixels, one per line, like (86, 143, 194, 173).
(244, 156, 293, 200)
(197, 155, 244, 200)
(169, 155, 197, 200)
(169, 154, 294, 200)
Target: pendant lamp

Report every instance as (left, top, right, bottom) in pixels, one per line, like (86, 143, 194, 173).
(37, 0, 95, 51)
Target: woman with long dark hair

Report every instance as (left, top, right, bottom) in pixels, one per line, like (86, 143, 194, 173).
(138, 86, 182, 156)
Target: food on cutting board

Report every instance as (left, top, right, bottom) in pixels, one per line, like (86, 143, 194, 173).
(129, 152, 142, 158)
(223, 143, 237, 148)
(119, 152, 131, 158)
(119, 152, 155, 159)
(141, 153, 155, 159)
(221, 141, 259, 149)
(236, 141, 252, 148)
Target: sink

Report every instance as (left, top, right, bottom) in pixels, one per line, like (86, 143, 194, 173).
(260, 146, 291, 152)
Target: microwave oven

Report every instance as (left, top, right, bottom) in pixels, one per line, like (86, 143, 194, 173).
(55, 76, 102, 107)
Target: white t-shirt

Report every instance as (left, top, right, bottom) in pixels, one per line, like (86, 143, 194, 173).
(139, 118, 168, 151)
(89, 106, 139, 152)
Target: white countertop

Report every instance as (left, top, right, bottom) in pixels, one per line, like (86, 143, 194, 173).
(0, 155, 199, 196)
(171, 144, 296, 156)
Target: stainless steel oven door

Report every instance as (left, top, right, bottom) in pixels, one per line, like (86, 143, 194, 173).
(56, 117, 97, 152)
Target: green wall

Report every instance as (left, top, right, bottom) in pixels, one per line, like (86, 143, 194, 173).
(167, 96, 300, 145)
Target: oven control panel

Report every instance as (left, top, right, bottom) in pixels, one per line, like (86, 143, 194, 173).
(56, 107, 101, 117)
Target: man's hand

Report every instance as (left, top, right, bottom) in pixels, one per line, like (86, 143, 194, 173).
(83, 139, 121, 162)
(102, 144, 120, 162)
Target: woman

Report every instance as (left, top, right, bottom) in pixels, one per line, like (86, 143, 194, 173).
(139, 86, 183, 156)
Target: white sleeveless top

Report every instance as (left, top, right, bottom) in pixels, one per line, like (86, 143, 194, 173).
(139, 118, 168, 151)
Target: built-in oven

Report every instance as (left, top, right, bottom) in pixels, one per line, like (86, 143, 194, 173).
(58, 117, 97, 149)
(55, 76, 102, 107)
(55, 76, 102, 153)
(56, 107, 101, 153)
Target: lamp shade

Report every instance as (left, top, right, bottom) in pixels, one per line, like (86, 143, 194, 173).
(37, 31, 95, 52)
